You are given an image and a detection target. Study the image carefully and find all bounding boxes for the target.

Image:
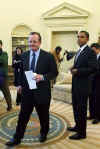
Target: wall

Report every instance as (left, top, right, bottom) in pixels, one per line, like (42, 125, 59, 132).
(0, 0, 100, 65)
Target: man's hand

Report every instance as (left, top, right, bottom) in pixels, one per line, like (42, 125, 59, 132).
(71, 69, 78, 75)
(69, 66, 74, 72)
(34, 74, 44, 83)
(17, 86, 22, 94)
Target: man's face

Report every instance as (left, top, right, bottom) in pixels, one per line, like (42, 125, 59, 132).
(0, 44, 2, 49)
(77, 32, 89, 46)
(92, 47, 100, 55)
(28, 34, 41, 51)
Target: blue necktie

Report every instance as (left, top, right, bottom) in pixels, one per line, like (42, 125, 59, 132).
(31, 52, 36, 72)
(74, 49, 81, 64)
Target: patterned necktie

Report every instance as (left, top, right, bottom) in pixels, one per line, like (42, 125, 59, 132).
(31, 52, 36, 72)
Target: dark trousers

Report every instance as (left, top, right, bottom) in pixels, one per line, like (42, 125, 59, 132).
(0, 79, 12, 108)
(89, 92, 96, 118)
(16, 92, 22, 104)
(95, 89, 100, 119)
(72, 92, 88, 136)
(88, 80, 96, 118)
(14, 89, 50, 140)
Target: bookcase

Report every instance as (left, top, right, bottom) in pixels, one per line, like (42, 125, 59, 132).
(12, 36, 29, 56)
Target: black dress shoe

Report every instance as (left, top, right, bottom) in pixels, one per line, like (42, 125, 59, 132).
(5, 138, 21, 147)
(69, 133, 86, 140)
(67, 126, 78, 132)
(16, 103, 20, 106)
(92, 119, 100, 124)
(7, 106, 12, 111)
(87, 116, 94, 120)
(39, 134, 47, 143)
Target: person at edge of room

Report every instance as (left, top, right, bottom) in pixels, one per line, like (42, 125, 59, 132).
(90, 43, 100, 124)
(67, 31, 97, 140)
(6, 32, 58, 147)
(50, 46, 63, 87)
(0, 40, 12, 111)
(12, 47, 23, 105)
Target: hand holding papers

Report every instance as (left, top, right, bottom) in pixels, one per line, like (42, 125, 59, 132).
(25, 71, 37, 89)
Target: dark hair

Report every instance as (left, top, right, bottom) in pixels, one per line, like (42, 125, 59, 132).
(79, 31, 89, 39)
(91, 43, 100, 49)
(55, 46, 62, 52)
(29, 32, 41, 42)
(0, 40, 3, 45)
(16, 47, 23, 54)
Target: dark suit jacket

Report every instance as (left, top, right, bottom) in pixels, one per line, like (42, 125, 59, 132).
(18, 49, 58, 104)
(94, 56, 100, 93)
(0, 51, 8, 77)
(72, 45, 98, 95)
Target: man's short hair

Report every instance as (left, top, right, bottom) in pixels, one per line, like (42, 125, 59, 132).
(0, 40, 3, 45)
(79, 31, 89, 39)
(91, 43, 100, 49)
(29, 32, 41, 42)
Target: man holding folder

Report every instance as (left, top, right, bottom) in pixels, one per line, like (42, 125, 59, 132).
(6, 32, 58, 146)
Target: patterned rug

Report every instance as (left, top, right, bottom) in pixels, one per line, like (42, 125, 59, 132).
(0, 109, 70, 147)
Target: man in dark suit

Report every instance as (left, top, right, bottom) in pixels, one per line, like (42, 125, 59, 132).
(67, 31, 97, 140)
(6, 32, 58, 147)
(90, 43, 100, 124)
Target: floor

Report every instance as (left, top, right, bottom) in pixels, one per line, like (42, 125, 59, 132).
(0, 87, 100, 149)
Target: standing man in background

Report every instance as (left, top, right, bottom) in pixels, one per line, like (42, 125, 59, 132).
(90, 43, 100, 124)
(0, 40, 12, 111)
(67, 31, 97, 140)
(6, 32, 58, 147)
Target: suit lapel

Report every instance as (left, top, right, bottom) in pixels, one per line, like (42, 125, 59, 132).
(26, 50, 30, 70)
(74, 46, 88, 65)
(35, 49, 43, 73)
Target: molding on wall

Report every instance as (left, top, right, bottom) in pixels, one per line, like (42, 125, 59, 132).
(42, 2, 89, 50)
(42, 2, 89, 20)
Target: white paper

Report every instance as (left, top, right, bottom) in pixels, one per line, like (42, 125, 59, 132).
(25, 71, 37, 89)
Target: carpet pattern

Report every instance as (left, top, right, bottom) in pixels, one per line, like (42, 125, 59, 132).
(0, 109, 69, 147)
(0, 88, 100, 149)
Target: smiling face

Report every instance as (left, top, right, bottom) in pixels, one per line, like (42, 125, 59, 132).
(28, 34, 41, 51)
(77, 32, 89, 47)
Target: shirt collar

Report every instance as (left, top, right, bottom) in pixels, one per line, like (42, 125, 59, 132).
(97, 53, 100, 59)
(79, 44, 87, 52)
(30, 48, 40, 56)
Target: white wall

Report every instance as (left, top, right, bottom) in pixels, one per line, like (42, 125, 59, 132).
(0, 0, 100, 65)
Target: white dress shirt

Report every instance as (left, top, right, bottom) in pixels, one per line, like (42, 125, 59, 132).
(75, 44, 87, 62)
(97, 53, 100, 60)
(29, 48, 40, 71)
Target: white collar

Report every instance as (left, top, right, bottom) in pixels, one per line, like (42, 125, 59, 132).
(79, 44, 87, 52)
(97, 53, 100, 59)
(30, 48, 40, 56)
